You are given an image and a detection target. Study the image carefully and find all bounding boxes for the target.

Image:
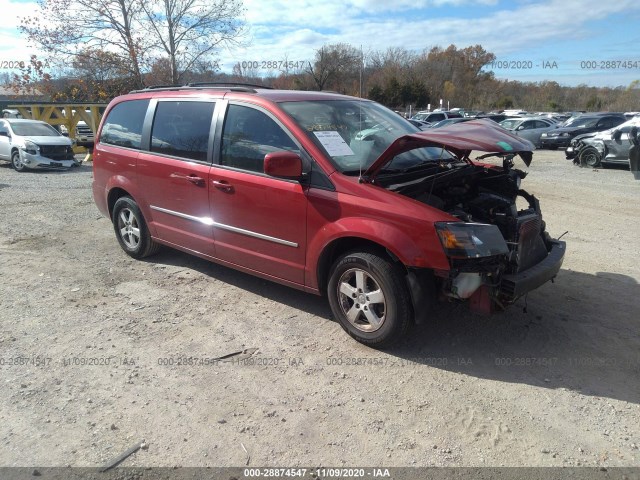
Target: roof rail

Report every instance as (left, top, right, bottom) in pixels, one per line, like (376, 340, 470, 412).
(186, 82, 273, 89)
(128, 83, 270, 94)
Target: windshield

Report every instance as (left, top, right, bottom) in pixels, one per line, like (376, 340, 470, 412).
(570, 117, 599, 128)
(500, 119, 521, 130)
(10, 122, 61, 137)
(279, 100, 454, 174)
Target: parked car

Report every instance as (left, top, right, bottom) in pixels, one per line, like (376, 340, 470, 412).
(475, 114, 511, 123)
(0, 119, 75, 171)
(75, 120, 94, 147)
(93, 85, 565, 347)
(539, 114, 626, 149)
(407, 119, 431, 130)
(411, 110, 463, 123)
(565, 118, 640, 167)
(427, 117, 474, 128)
(2, 108, 22, 118)
(499, 117, 557, 148)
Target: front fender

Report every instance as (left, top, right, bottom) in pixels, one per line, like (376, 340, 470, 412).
(305, 216, 450, 291)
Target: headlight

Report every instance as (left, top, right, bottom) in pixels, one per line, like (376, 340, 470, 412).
(560, 133, 569, 137)
(435, 222, 509, 258)
(21, 141, 39, 155)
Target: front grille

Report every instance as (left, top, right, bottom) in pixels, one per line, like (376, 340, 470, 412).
(76, 126, 93, 136)
(38, 144, 74, 161)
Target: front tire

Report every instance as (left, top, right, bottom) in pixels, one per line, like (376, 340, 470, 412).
(327, 251, 411, 348)
(112, 196, 161, 259)
(11, 151, 25, 172)
(579, 146, 601, 168)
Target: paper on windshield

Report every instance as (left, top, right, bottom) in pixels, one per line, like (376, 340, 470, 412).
(313, 131, 354, 156)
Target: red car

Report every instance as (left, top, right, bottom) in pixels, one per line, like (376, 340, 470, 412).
(92, 84, 566, 347)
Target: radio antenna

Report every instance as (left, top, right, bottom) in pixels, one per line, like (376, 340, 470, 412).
(358, 44, 364, 181)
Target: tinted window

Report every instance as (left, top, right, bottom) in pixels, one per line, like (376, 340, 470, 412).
(100, 99, 149, 149)
(221, 104, 298, 173)
(150, 101, 215, 161)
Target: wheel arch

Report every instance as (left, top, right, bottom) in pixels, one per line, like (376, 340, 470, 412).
(316, 236, 404, 297)
(107, 187, 134, 219)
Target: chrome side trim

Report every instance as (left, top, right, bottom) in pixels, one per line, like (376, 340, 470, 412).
(151, 205, 214, 225)
(213, 222, 298, 247)
(150, 205, 298, 248)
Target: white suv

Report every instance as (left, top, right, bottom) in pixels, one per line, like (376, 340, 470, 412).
(0, 119, 75, 171)
(411, 110, 463, 124)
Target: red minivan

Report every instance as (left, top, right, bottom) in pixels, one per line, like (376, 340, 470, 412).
(92, 84, 565, 347)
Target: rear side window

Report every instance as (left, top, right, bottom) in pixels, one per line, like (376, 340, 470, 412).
(100, 99, 149, 149)
(150, 101, 215, 162)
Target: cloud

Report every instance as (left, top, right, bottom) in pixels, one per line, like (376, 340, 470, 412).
(2, 0, 639, 86)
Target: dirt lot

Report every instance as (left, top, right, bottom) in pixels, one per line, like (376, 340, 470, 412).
(0, 151, 639, 469)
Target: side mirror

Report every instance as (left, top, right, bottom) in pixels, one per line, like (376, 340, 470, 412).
(264, 151, 303, 180)
(516, 125, 525, 131)
(61, 131, 69, 137)
(613, 130, 622, 141)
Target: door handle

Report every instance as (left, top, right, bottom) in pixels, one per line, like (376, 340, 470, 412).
(170, 173, 205, 186)
(211, 179, 234, 193)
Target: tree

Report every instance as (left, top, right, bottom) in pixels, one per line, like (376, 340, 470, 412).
(585, 94, 602, 111)
(495, 96, 514, 109)
(367, 84, 384, 103)
(306, 43, 362, 93)
(419, 44, 495, 108)
(141, 0, 245, 85)
(20, 0, 148, 88)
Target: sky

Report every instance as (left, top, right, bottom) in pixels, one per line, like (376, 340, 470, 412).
(1, 0, 640, 88)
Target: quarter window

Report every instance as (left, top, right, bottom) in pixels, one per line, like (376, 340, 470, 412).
(221, 104, 298, 173)
(150, 101, 215, 162)
(100, 99, 149, 150)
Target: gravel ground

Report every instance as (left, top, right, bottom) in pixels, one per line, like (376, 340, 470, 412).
(0, 151, 639, 469)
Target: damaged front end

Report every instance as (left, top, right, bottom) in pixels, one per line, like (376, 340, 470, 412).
(365, 120, 566, 314)
(415, 156, 564, 314)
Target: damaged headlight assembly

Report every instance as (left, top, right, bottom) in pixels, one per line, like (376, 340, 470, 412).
(435, 222, 509, 258)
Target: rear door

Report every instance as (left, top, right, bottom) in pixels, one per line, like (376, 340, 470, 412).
(208, 102, 308, 285)
(137, 99, 218, 257)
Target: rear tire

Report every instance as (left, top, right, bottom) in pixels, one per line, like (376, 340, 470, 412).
(579, 146, 601, 168)
(112, 196, 161, 259)
(327, 251, 411, 348)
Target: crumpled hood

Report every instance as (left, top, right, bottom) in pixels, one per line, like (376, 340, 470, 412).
(363, 119, 534, 179)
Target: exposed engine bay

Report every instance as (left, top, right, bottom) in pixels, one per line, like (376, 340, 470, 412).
(376, 154, 559, 311)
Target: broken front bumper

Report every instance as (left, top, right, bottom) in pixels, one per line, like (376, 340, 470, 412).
(499, 240, 566, 299)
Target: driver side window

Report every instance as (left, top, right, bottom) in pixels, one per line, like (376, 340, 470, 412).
(220, 104, 298, 173)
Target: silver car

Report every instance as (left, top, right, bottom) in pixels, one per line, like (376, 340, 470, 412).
(0, 119, 75, 172)
(499, 117, 557, 148)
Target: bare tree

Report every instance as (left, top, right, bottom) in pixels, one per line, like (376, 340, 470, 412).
(20, 0, 148, 88)
(141, 0, 245, 85)
(305, 43, 362, 93)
